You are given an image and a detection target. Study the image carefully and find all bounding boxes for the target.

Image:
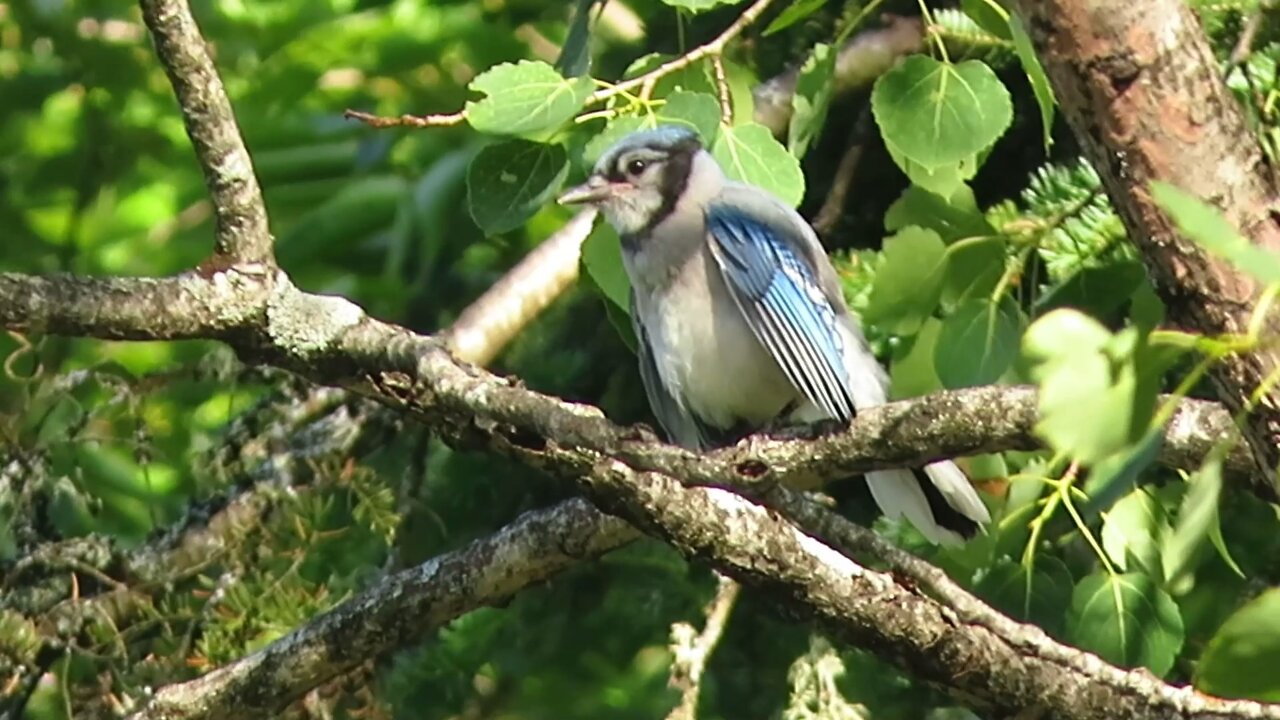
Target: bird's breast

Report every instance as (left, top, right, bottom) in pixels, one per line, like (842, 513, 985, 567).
(642, 246, 797, 431)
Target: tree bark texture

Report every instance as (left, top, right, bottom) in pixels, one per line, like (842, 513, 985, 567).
(1012, 0, 1280, 497)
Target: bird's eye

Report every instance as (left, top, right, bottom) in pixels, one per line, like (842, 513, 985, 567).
(626, 159, 648, 176)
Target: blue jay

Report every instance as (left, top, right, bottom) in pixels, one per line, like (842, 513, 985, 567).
(558, 125, 989, 544)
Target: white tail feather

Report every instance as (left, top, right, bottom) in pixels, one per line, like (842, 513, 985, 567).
(833, 320, 989, 544)
(923, 460, 991, 524)
(865, 468, 966, 546)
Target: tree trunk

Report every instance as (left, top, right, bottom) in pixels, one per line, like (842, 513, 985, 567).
(1012, 0, 1280, 497)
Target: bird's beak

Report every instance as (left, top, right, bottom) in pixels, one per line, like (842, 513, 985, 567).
(558, 176, 614, 206)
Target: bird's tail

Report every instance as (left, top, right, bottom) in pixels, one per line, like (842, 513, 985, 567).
(865, 461, 990, 546)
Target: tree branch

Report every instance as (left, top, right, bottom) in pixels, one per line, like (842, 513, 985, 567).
(130, 499, 637, 720)
(1011, 0, 1280, 497)
(139, 0, 273, 264)
(0, 270, 1252, 486)
(442, 209, 598, 366)
(130, 452, 1280, 720)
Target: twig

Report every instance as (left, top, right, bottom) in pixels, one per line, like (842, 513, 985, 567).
(342, 109, 467, 129)
(138, 0, 273, 265)
(709, 55, 734, 127)
(666, 574, 741, 720)
(588, 0, 777, 105)
(811, 107, 873, 238)
(344, 0, 775, 130)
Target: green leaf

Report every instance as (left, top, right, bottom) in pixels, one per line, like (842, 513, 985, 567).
(656, 91, 722, 146)
(711, 123, 805, 206)
(660, 0, 741, 12)
(1079, 427, 1162, 520)
(884, 140, 977, 198)
(889, 317, 943, 399)
(579, 222, 637, 352)
(466, 140, 568, 235)
(942, 236, 1005, 306)
(1066, 572, 1184, 675)
(789, 43, 836, 158)
(581, 221, 631, 311)
(1035, 261, 1147, 319)
(933, 297, 1023, 388)
(1164, 454, 1242, 586)
(1101, 488, 1169, 579)
(1151, 181, 1280, 283)
(872, 56, 1014, 169)
(885, 184, 994, 243)
(1010, 16, 1055, 150)
(976, 556, 1073, 634)
(1023, 308, 1111, 359)
(960, 0, 1012, 39)
(555, 0, 597, 78)
(764, 0, 827, 35)
(465, 60, 594, 137)
(582, 94, 720, 166)
(863, 227, 948, 335)
(1195, 589, 1280, 701)
(1026, 309, 1175, 469)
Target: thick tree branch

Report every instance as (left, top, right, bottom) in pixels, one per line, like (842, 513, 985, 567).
(131, 455, 1280, 720)
(1011, 0, 1280, 496)
(130, 499, 637, 720)
(0, 270, 1249, 484)
(140, 0, 273, 264)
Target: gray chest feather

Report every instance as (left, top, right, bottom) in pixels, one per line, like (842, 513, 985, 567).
(631, 243, 796, 430)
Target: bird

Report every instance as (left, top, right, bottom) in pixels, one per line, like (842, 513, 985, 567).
(558, 125, 989, 544)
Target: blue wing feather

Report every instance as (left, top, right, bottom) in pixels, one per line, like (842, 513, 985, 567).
(706, 204, 855, 422)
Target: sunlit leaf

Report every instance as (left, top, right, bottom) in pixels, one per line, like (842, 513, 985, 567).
(889, 317, 944, 399)
(1010, 15, 1055, 150)
(942, 236, 1005, 306)
(711, 122, 805, 206)
(660, 0, 743, 11)
(656, 91, 722, 145)
(863, 227, 947, 335)
(465, 60, 594, 136)
(1164, 454, 1242, 585)
(883, 140, 977, 198)
(959, 0, 1011, 39)
(885, 184, 994, 243)
(581, 222, 630, 311)
(764, 0, 827, 35)
(872, 56, 1013, 169)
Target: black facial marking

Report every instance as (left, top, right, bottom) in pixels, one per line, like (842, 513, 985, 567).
(646, 136, 699, 232)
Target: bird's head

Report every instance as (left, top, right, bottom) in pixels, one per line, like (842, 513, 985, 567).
(558, 125, 703, 236)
